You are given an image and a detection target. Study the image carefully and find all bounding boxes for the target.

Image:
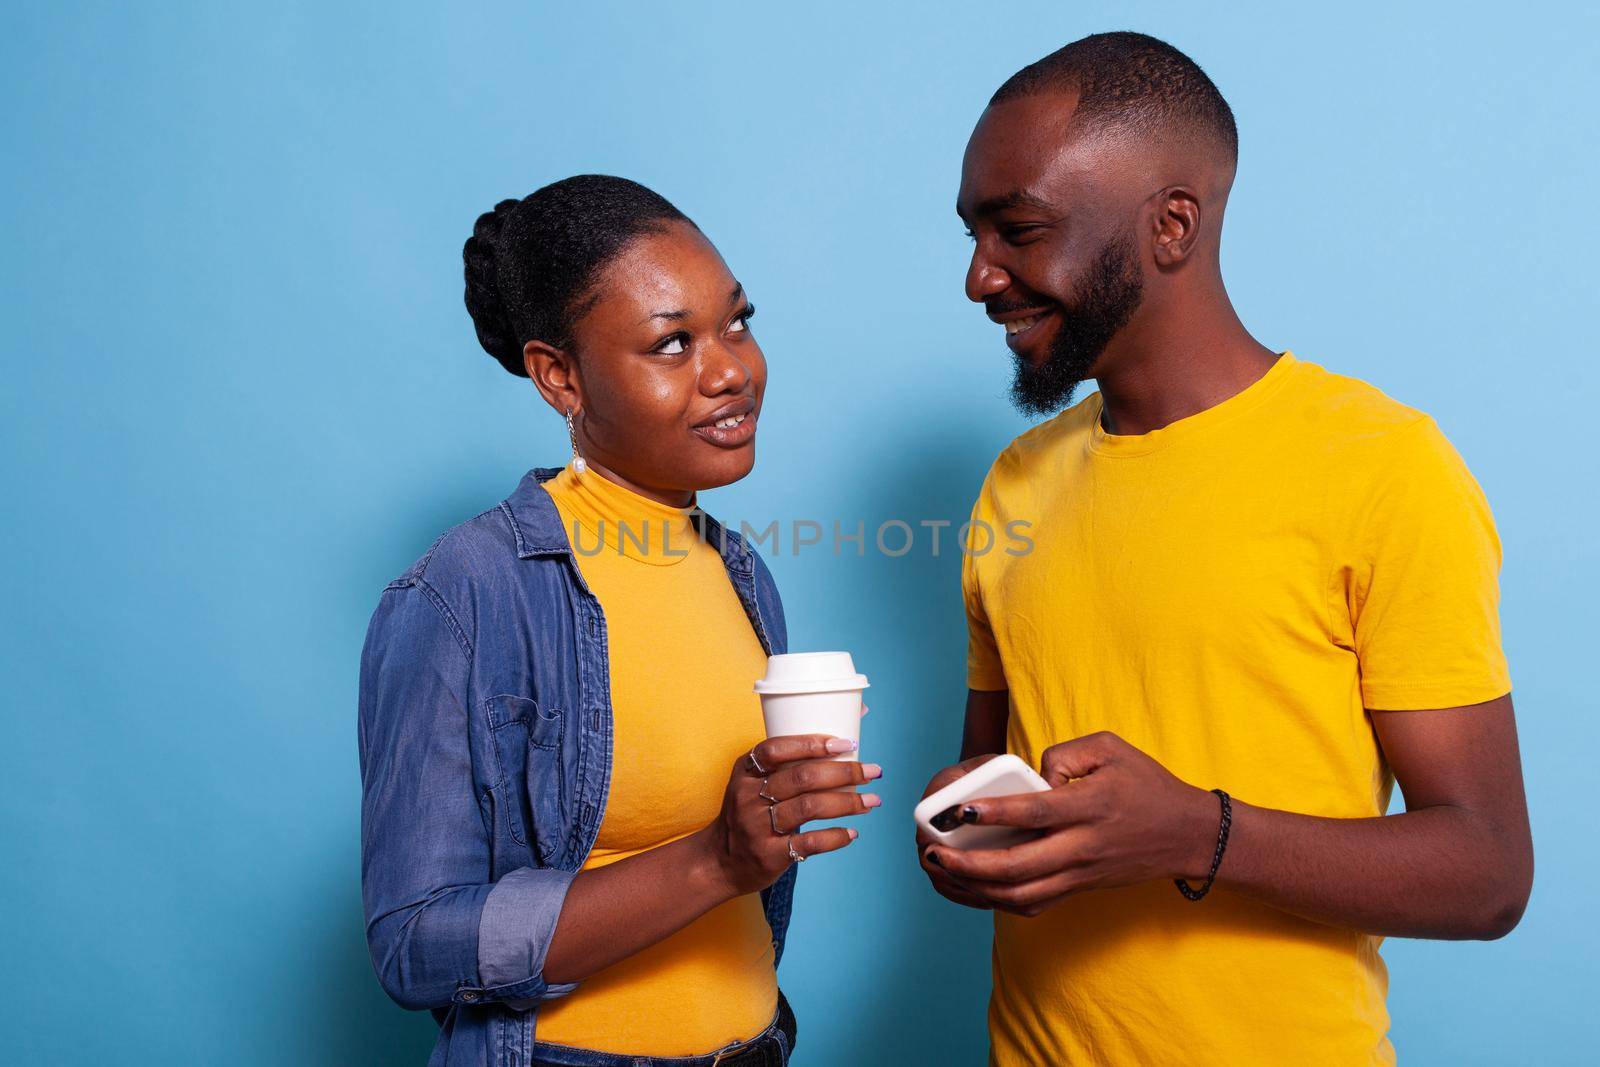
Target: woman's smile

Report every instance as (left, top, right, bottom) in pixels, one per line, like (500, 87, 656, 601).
(691, 395, 759, 448)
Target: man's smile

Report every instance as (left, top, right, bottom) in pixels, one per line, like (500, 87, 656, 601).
(989, 305, 1058, 361)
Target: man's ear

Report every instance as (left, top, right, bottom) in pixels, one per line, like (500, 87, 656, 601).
(1151, 186, 1202, 269)
(524, 339, 583, 416)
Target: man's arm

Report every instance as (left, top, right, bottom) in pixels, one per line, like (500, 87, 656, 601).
(915, 690, 1012, 908)
(960, 688, 1009, 759)
(926, 695, 1532, 940)
(1220, 695, 1531, 939)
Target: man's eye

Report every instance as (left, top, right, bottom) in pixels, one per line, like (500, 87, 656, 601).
(655, 333, 689, 355)
(1002, 224, 1045, 244)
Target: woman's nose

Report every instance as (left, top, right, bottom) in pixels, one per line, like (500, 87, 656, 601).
(701, 341, 754, 395)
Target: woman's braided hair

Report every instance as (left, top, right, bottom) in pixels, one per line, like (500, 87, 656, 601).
(462, 174, 691, 376)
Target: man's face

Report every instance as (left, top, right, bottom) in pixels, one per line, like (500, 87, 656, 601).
(957, 94, 1147, 416)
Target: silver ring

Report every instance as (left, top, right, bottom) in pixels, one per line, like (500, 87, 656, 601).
(787, 836, 805, 863)
(758, 779, 778, 805)
(768, 804, 783, 835)
(745, 748, 767, 775)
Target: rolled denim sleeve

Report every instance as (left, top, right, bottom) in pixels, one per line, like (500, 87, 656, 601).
(478, 867, 579, 1006)
(358, 578, 577, 1012)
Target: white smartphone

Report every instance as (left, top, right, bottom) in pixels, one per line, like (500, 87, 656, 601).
(914, 754, 1052, 850)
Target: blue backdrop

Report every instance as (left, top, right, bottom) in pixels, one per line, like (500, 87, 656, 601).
(4, 3, 1595, 1063)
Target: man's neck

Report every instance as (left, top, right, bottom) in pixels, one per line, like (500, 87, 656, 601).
(1093, 296, 1278, 436)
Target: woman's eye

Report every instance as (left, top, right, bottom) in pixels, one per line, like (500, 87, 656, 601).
(655, 333, 688, 355)
(728, 304, 756, 334)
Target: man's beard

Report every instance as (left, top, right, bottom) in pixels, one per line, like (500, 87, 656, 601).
(1009, 232, 1144, 417)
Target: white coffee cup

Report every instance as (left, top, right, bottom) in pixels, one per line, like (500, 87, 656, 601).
(753, 651, 869, 763)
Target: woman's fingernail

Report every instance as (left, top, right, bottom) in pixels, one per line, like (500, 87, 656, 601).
(847, 827, 859, 840)
(925, 848, 943, 868)
(825, 738, 857, 754)
(863, 763, 883, 780)
(862, 793, 882, 808)
(960, 805, 981, 824)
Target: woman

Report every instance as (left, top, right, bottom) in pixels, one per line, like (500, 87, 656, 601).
(358, 175, 880, 1067)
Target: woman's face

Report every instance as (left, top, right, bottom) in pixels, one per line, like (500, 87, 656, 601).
(526, 221, 766, 506)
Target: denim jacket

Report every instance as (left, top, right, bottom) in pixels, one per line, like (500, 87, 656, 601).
(358, 468, 796, 1067)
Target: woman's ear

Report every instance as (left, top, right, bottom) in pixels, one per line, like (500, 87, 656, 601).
(524, 339, 583, 416)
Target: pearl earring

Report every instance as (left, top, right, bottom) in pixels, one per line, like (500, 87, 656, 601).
(565, 407, 587, 474)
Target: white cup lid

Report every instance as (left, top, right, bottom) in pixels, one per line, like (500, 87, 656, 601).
(753, 651, 870, 695)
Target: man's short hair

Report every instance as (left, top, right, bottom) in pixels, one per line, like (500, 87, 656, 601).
(991, 32, 1238, 164)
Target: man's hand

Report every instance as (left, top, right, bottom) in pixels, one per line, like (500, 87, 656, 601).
(921, 732, 1217, 917)
(915, 754, 1002, 910)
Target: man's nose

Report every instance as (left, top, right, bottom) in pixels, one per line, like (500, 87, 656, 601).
(966, 249, 1011, 303)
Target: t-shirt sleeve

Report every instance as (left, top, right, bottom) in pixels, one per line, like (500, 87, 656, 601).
(1346, 417, 1511, 710)
(964, 472, 1008, 692)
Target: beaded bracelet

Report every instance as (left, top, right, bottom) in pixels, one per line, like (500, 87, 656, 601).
(1174, 789, 1232, 902)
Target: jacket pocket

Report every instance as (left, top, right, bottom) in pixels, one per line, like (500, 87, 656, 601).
(485, 694, 567, 865)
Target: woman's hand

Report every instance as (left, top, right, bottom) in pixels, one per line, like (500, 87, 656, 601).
(698, 734, 881, 898)
(546, 734, 878, 984)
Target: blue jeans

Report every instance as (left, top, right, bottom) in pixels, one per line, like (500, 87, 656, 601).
(529, 991, 796, 1067)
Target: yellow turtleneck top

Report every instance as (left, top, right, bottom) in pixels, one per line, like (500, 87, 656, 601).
(533, 465, 777, 1057)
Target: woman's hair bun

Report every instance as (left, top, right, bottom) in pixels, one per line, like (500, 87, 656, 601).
(462, 176, 691, 377)
(462, 198, 527, 375)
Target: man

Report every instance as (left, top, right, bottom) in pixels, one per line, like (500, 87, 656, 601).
(917, 31, 1531, 1065)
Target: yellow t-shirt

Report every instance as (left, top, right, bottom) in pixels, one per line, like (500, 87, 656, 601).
(963, 352, 1510, 1066)
(534, 466, 777, 1057)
